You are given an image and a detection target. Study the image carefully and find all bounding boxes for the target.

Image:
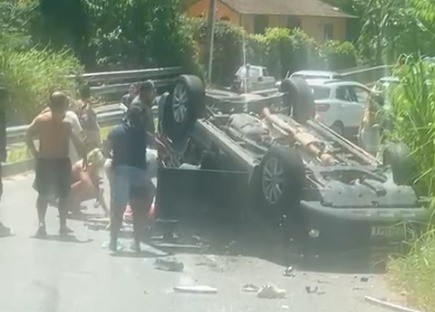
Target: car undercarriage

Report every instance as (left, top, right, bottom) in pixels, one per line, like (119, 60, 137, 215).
(155, 75, 430, 252)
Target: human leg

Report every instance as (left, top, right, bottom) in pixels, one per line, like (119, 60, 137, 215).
(110, 166, 130, 251)
(34, 158, 51, 236)
(54, 159, 72, 234)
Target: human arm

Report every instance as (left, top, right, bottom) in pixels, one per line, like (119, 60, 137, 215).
(25, 118, 40, 158)
(102, 135, 113, 158)
(70, 127, 87, 170)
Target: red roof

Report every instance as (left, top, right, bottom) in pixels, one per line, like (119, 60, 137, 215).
(219, 0, 354, 18)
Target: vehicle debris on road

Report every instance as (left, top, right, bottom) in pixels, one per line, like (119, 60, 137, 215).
(257, 284, 287, 299)
(360, 276, 370, 282)
(174, 285, 218, 294)
(283, 266, 295, 277)
(305, 286, 319, 294)
(154, 257, 184, 272)
(242, 283, 260, 292)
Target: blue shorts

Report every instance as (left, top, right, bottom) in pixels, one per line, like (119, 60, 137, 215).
(111, 165, 148, 209)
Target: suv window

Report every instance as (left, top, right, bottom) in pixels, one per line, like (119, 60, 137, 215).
(237, 67, 261, 79)
(336, 86, 356, 102)
(352, 86, 369, 105)
(311, 86, 330, 100)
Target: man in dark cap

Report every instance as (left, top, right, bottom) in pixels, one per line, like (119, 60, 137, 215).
(0, 87, 10, 237)
(26, 91, 87, 237)
(104, 105, 149, 252)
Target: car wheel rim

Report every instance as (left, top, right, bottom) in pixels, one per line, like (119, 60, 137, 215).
(172, 83, 188, 124)
(262, 157, 285, 205)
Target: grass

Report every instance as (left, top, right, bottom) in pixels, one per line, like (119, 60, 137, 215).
(6, 126, 113, 164)
(388, 229, 435, 311)
(386, 58, 435, 312)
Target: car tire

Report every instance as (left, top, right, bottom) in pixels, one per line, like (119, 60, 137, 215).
(279, 77, 316, 124)
(383, 142, 416, 186)
(255, 145, 306, 219)
(330, 121, 344, 136)
(161, 75, 205, 150)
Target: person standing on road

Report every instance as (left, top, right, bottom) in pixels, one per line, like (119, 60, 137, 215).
(26, 91, 87, 237)
(41, 98, 84, 164)
(0, 87, 10, 237)
(76, 84, 100, 152)
(121, 84, 137, 108)
(131, 81, 156, 145)
(105, 105, 149, 252)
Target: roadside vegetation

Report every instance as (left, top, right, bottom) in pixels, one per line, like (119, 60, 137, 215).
(384, 59, 435, 311)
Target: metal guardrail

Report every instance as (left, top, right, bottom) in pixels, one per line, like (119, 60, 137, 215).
(71, 67, 182, 85)
(76, 67, 183, 102)
(7, 108, 125, 145)
(339, 65, 393, 86)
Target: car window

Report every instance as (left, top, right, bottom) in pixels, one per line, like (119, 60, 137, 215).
(311, 86, 330, 100)
(237, 67, 261, 78)
(336, 86, 356, 102)
(352, 86, 369, 105)
(263, 68, 269, 76)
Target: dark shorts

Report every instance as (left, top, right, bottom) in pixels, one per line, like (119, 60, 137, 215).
(34, 158, 72, 199)
(111, 165, 148, 209)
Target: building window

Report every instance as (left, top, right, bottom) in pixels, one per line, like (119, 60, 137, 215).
(287, 16, 301, 29)
(324, 23, 333, 40)
(253, 15, 268, 34)
(220, 16, 230, 21)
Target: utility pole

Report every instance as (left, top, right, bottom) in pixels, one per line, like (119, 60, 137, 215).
(204, 0, 217, 83)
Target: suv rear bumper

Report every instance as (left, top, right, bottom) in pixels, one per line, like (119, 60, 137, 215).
(299, 201, 430, 251)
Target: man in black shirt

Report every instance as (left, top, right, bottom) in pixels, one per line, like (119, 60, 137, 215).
(131, 80, 156, 138)
(105, 105, 148, 252)
(0, 87, 9, 237)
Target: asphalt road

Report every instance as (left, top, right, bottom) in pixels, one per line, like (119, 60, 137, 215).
(0, 172, 404, 312)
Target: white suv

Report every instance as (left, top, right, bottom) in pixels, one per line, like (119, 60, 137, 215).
(307, 79, 372, 139)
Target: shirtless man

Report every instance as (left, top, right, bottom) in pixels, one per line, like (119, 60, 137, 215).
(26, 92, 87, 236)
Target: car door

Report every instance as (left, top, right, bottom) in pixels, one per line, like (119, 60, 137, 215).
(334, 85, 361, 130)
(348, 85, 370, 127)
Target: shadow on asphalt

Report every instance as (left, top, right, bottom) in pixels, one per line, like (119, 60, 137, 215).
(149, 214, 392, 275)
(31, 234, 93, 244)
(110, 251, 160, 258)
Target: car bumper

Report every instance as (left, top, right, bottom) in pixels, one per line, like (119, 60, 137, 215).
(299, 200, 430, 251)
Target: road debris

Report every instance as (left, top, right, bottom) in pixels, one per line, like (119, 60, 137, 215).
(365, 296, 421, 312)
(360, 277, 369, 282)
(257, 284, 287, 299)
(305, 286, 319, 294)
(242, 283, 260, 292)
(192, 235, 209, 246)
(154, 257, 184, 272)
(174, 285, 217, 294)
(317, 280, 331, 284)
(281, 305, 289, 309)
(352, 286, 364, 291)
(283, 266, 295, 277)
(195, 255, 218, 268)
